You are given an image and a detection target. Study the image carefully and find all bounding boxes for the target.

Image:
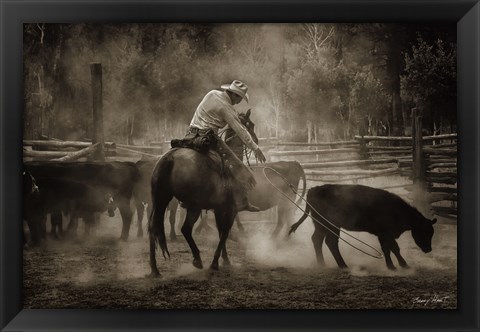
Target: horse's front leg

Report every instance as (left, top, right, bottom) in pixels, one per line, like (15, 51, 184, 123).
(211, 207, 236, 270)
(221, 242, 231, 267)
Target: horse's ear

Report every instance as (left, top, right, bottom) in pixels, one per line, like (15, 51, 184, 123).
(431, 218, 437, 225)
(245, 109, 251, 118)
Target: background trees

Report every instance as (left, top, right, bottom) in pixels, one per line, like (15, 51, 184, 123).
(23, 23, 456, 143)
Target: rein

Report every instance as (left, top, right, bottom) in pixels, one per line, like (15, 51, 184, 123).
(261, 167, 384, 260)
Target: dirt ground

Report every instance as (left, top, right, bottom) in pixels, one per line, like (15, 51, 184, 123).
(23, 205, 457, 309)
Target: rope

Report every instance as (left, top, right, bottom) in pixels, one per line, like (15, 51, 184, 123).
(261, 167, 384, 259)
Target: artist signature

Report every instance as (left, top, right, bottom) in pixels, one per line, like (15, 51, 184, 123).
(412, 294, 450, 306)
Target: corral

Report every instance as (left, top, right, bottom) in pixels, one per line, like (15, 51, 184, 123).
(23, 128, 457, 309)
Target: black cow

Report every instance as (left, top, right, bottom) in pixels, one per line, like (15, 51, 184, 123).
(22, 171, 38, 198)
(289, 184, 436, 270)
(22, 171, 39, 245)
(25, 161, 139, 240)
(24, 177, 114, 243)
(49, 179, 115, 238)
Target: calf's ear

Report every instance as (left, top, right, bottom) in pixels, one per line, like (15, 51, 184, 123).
(431, 218, 437, 225)
(246, 109, 251, 118)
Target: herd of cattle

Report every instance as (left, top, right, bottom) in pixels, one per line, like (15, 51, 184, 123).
(23, 160, 156, 245)
(22, 159, 306, 246)
(22, 159, 437, 271)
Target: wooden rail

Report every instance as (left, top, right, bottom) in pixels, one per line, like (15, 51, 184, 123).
(354, 133, 457, 142)
(276, 140, 359, 147)
(300, 158, 397, 169)
(270, 148, 358, 157)
(305, 167, 399, 176)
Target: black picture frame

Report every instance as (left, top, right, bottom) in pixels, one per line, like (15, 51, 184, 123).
(1, 0, 479, 331)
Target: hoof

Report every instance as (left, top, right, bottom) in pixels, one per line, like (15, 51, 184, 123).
(400, 262, 410, 269)
(148, 271, 161, 278)
(119, 234, 128, 241)
(193, 259, 203, 269)
(387, 265, 397, 271)
(210, 263, 219, 271)
(137, 231, 144, 238)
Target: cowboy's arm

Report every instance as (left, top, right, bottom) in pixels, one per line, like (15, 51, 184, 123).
(222, 109, 259, 151)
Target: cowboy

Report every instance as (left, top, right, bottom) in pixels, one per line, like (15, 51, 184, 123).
(186, 80, 266, 212)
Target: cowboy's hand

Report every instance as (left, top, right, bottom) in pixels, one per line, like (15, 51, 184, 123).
(254, 148, 266, 163)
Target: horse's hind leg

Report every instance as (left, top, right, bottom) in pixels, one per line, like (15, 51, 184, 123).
(211, 207, 236, 270)
(168, 199, 179, 241)
(181, 208, 202, 269)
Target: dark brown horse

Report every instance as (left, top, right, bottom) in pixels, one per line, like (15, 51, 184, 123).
(148, 111, 259, 276)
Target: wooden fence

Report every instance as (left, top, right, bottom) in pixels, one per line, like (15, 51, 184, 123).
(23, 134, 456, 222)
(266, 114, 457, 220)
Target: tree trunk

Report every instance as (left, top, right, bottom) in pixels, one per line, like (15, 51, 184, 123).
(386, 36, 404, 136)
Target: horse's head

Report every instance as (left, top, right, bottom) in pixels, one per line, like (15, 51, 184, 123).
(225, 109, 259, 160)
(238, 109, 258, 144)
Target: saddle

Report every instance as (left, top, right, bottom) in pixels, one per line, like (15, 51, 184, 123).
(171, 127, 254, 192)
(170, 128, 218, 154)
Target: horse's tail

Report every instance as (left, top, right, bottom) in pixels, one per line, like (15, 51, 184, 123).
(289, 202, 310, 235)
(148, 154, 174, 260)
(294, 162, 307, 205)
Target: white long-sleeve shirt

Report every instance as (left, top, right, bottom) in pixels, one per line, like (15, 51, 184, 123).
(189, 90, 259, 151)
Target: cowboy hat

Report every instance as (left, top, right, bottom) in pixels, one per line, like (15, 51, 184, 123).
(221, 80, 249, 103)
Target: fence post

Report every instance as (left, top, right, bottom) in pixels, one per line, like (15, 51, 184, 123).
(90, 63, 105, 161)
(412, 108, 428, 213)
(358, 136, 369, 160)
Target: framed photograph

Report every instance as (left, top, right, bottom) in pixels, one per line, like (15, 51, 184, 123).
(1, 0, 479, 331)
